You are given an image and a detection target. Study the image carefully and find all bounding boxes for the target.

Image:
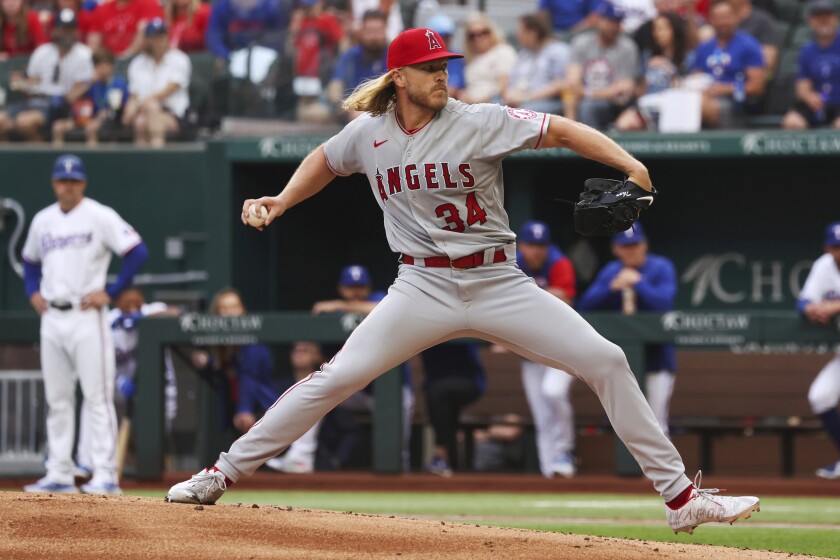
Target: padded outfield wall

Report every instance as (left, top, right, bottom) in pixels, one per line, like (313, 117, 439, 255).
(1, 130, 839, 312)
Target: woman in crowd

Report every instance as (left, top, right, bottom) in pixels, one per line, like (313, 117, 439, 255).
(457, 11, 516, 104)
(615, 12, 692, 130)
(166, 0, 211, 52)
(0, 0, 47, 58)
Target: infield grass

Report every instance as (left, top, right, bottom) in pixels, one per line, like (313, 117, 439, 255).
(131, 490, 840, 558)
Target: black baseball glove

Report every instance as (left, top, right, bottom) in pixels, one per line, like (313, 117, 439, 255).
(573, 178, 657, 236)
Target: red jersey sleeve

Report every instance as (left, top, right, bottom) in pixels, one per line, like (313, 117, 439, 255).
(548, 257, 576, 299)
(27, 11, 48, 48)
(141, 0, 165, 20)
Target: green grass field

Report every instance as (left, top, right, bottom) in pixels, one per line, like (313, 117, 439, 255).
(129, 489, 840, 558)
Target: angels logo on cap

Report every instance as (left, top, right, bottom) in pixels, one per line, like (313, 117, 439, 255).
(387, 28, 464, 71)
(426, 29, 443, 50)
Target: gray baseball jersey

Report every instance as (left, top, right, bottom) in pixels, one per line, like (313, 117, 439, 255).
(323, 100, 550, 259)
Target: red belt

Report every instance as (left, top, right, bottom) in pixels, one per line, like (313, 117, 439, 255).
(402, 248, 507, 269)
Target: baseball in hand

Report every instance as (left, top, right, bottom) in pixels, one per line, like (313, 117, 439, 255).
(246, 204, 268, 228)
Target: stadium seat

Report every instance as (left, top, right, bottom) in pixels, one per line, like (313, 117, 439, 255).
(790, 24, 814, 49)
(775, 0, 803, 26)
(114, 56, 133, 79)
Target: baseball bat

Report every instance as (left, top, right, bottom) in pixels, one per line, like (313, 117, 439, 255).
(116, 416, 131, 481)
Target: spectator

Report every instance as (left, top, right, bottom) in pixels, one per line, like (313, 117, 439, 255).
(52, 46, 129, 146)
(566, 2, 639, 129)
(290, 0, 344, 124)
(472, 413, 525, 473)
(782, 0, 840, 130)
(123, 18, 191, 148)
(350, 0, 402, 41)
(421, 343, 486, 476)
(205, 0, 289, 63)
(0, 0, 48, 57)
(577, 224, 677, 436)
(458, 12, 516, 105)
(514, 221, 578, 478)
(613, 0, 658, 33)
(312, 264, 414, 471)
(0, 8, 92, 142)
(265, 341, 326, 473)
(539, 0, 599, 34)
(166, 0, 211, 53)
(423, 13, 465, 99)
(730, 0, 784, 73)
(797, 222, 840, 480)
(75, 287, 179, 478)
(690, 0, 765, 129)
(87, 0, 164, 58)
(502, 13, 570, 116)
(191, 288, 279, 435)
(327, 8, 387, 121)
(633, 0, 699, 53)
(44, 0, 94, 44)
(616, 12, 692, 130)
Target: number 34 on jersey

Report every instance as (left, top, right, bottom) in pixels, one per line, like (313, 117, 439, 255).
(373, 162, 487, 233)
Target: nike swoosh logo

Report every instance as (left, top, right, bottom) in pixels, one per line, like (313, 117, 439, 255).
(637, 196, 654, 205)
(374, 140, 388, 148)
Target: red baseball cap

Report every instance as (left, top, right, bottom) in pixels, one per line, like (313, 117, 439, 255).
(386, 28, 463, 71)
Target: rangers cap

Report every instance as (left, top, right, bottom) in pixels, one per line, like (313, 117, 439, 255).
(596, 2, 625, 21)
(613, 223, 646, 245)
(52, 154, 86, 181)
(519, 221, 551, 244)
(825, 221, 840, 247)
(339, 265, 372, 287)
(145, 17, 167, 36)
(387, 28, 463, 71)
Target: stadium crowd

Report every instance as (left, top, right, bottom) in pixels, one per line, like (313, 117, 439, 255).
(0, 0, 838, 145)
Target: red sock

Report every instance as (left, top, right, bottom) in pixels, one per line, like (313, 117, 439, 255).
(209, 465, 234, 487)
(666, 484, 695, 510)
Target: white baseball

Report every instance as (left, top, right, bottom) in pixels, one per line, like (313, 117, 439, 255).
(247, 204, 268, 227)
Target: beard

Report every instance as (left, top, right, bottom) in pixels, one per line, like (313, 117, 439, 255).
(406, 83, 449, 112)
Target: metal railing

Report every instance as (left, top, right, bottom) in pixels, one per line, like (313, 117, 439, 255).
(0, 370, 45, 474)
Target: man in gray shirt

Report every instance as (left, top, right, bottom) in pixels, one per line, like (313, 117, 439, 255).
(566, 2, 639, 129)
(503, 13, 571, 115)
(731, 0, 785, 73)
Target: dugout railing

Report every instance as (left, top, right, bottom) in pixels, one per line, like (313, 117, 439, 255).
(2, 310, 836, 479)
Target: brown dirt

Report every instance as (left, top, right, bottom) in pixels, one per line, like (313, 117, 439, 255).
(0, 493, 831, 560)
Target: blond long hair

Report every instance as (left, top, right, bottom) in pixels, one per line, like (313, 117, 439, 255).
(342, 71, 396, 116)
(463, 11, 507, 62)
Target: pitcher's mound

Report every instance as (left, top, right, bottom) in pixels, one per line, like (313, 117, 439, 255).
(0, 493, 822, 560)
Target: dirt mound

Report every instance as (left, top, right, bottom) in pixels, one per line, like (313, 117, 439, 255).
(0, 493, 825, 560)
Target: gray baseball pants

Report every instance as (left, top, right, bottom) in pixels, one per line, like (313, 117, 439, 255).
(216, 261, 692, 501)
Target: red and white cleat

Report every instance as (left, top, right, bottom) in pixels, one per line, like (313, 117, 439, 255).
(665, 471, 760, 535)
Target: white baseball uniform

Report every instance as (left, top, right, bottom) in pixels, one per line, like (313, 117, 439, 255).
(215, 100, 692, 501)
(22, 198, 142, 485)
(77, 302, 178, 471)
(800, 253, 840, 414)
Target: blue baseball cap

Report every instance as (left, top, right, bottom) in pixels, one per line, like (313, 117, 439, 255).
(825, 221, 840, 247)
(426, 13, 456, 36)
(145, 17, 167, 36)
(52, 154, 86, 181)
(519, 221, 551, 244)
(613, 223, 647, 245)
(339, 265, 371, 286)
(596, 1, 624, 21)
